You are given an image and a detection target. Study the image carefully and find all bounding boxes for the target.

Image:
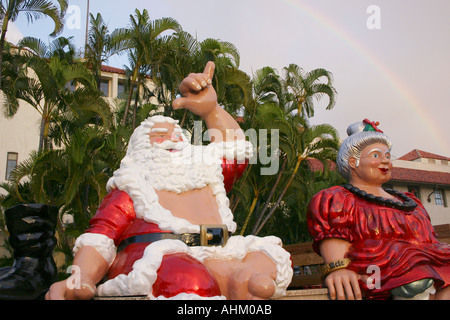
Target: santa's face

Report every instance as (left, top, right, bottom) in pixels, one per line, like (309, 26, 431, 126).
(148, 122, 185, 152)
(109, 117, 221, 194)
(143, 122, 211, 192)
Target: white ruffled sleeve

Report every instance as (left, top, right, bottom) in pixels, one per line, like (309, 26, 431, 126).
(73, 233, 117, 266)
(204, 140, 254, 163)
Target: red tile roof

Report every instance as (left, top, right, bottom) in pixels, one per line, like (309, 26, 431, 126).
(306, 158, 337, 171)
(398, 149, 450, 162)
(390, 167, 450, 186)
(391, 150, 450, 185)
(101, 65, 126, 75)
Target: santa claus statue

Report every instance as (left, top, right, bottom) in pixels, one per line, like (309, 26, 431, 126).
(46, 62, 293, 300)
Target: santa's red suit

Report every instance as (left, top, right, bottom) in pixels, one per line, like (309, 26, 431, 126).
(73, 141, 293, 300)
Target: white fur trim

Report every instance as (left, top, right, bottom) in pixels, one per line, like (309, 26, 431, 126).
(205, 140, 254, 161)
(73, 233, 117, 266)
(96, 235, 293, 300)
(96, 240, 200, 298)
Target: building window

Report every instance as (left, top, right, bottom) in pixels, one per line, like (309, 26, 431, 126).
(407, 185, 421, 201)
(118, 81, 126, 98)
(6, 152, 18, 180)
(434, 189, 445, 206)
(117, 82, 137, 99)
(100, 79, 110, 97)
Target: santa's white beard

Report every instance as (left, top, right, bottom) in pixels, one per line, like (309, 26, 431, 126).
(132, 142, 222, 194)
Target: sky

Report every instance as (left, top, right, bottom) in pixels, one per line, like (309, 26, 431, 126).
(8, 0, 450, 158)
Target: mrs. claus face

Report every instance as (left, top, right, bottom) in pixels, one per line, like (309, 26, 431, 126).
(350, 143, 393, 186)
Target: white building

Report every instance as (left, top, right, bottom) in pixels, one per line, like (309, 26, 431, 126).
(0, 65, 158, 191)
(388, 149, 450, 226)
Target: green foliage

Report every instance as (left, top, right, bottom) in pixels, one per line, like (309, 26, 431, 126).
(228, 63, 340, 240)
(0, 0, 68, 90)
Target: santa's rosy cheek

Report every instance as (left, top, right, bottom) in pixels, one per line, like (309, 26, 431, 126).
(171, 134, 183, 141)
(152, 137, 166, 144)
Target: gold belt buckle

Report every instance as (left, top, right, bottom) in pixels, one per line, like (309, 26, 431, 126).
(200, 225, 229, 246)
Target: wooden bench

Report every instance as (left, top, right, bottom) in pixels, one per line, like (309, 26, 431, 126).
(434, 224, 450, 244)
(281, 242, 328, 300)
(284, 242, 324, 289)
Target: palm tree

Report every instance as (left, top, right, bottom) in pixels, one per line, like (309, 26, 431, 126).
(149, 30, 197, 121)
(18, 35, 75, 61)
(236, 113, 340, 236)
(283, 63, 337, 118)
(0, 41, 28, 116)
(0, 0, 68, 88)
(84, 12, 111, 87)
(253, 121, 339, 235)
(155, 34, 252, 131)
(265, 164, 345, 244)
(232, 64, 340, 236)
(110, 9, 181, 127)
(13, 36, 109, 151)
(0, 121, 115, 265)
(84, 12, 124, 90)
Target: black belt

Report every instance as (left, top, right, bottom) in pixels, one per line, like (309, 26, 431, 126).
(117, 225, 229, 252)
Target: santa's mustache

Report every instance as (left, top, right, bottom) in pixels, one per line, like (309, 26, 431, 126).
(152, 140, 188, 151)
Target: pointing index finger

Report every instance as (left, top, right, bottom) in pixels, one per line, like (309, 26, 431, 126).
(203, 61, 215, 81)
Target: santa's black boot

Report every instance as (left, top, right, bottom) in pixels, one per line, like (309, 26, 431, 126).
(0, 204, 58, 300)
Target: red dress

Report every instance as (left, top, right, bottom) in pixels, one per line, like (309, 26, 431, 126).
(307, 186, 450, 299)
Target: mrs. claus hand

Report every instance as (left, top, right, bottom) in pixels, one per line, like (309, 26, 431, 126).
(324, 268, 365, 300)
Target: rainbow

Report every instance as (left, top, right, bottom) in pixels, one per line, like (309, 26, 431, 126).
(283, 0, 448, 154)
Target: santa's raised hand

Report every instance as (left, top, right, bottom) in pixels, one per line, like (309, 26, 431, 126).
(172, 61, 218, 118)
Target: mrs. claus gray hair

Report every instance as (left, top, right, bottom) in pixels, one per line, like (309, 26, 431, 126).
(337, 120, 392, 180)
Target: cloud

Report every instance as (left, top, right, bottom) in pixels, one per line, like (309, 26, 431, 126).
(5, 22, 24, 45)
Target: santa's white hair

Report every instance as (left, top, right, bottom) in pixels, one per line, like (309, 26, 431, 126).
(124, 114, 187, 159)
